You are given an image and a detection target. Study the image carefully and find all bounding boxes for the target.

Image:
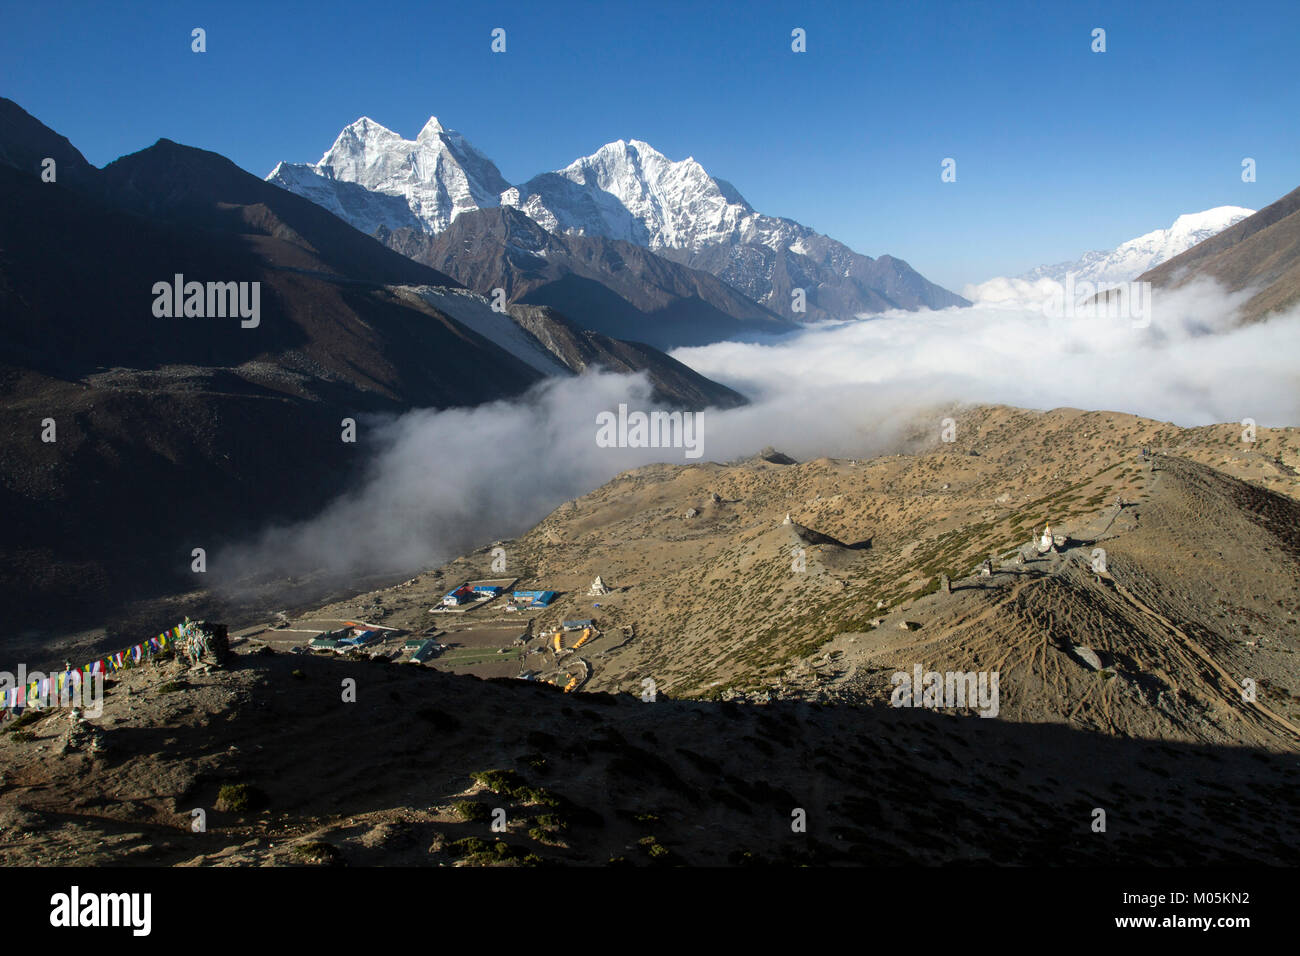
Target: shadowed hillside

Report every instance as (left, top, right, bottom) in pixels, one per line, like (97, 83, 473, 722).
(1, 644, 1296, 866)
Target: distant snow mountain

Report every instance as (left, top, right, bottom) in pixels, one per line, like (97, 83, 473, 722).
(504, 138, 763, 253)
(1139, 190, 1300, 325)
(504, 138, 968, 316)
(268, 118, 968, 321)
(966, 206, 1255, 305)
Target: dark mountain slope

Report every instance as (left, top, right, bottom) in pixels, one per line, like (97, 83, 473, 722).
(0, 98, 103, 196)
(507, 304, 746, 409)
(101, 139, 461, 288)
(382, 206, 796, 350)
(2, 645, 1297, 867)
(0, 161, 538, 401)
(0, 110, 551, 632)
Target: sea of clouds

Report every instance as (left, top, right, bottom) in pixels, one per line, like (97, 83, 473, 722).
(216, 279, 1300, 595)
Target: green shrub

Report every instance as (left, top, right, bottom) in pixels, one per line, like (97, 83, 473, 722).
(452, 801, 491, 823)
(471, 769, 527, 794)
(637, 836, 677, 864)
(216, 783, 268, 813)
(446, 836, 490, 858)
(290, 841, 340, 865)
(447, 837, 533, 865)
(471, 769, 559, 807)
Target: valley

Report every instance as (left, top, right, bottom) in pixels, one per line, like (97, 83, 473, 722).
(2, 10, 1298, 880)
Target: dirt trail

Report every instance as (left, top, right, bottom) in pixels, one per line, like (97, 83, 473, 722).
(1110, 577, 1300, 740)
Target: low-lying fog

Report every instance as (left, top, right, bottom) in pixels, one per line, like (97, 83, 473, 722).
(215, 278, 1300, 597)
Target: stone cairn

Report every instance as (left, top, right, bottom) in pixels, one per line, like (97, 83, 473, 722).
(176, 620, 231, 669)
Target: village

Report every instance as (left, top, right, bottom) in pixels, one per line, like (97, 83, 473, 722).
(229, 574, 621, 695)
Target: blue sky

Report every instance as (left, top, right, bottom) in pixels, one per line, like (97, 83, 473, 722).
(4, 0, 1297, 290)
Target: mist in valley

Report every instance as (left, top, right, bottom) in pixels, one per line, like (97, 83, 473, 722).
(214, 279, 1300, 601)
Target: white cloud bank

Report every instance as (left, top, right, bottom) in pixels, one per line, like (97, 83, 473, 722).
(217, 279, 1300, 594)
(680, 278, 1298, 427)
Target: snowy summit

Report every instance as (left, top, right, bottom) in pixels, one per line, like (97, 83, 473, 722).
(965, 206, 1255, 305)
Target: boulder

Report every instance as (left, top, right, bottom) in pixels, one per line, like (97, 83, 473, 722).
(1071, 645, 1103, 671)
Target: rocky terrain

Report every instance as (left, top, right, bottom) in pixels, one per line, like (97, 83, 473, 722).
(2, 639, 1295, 867)
(5, 405, 1298, 866)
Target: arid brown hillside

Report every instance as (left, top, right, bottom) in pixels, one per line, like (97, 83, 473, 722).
(276, 406, 1300, 752)
(5, 405, 1299, 867)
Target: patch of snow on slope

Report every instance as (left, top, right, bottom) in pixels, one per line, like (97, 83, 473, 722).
(408, 286, 571, 378)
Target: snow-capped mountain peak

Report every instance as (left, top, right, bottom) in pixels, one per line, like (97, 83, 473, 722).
(267, 115, 509, 235)
(1104, 206, 1254, 274)
(511, 138, 758, 252)
(965, 205, 1256, 305)
(347, 115, 394, 136)
(317, 117, 410, 166)
(1164, 206, 1254, 242)
(416, 116, 446, 140)
(267, 114, 969, 317)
